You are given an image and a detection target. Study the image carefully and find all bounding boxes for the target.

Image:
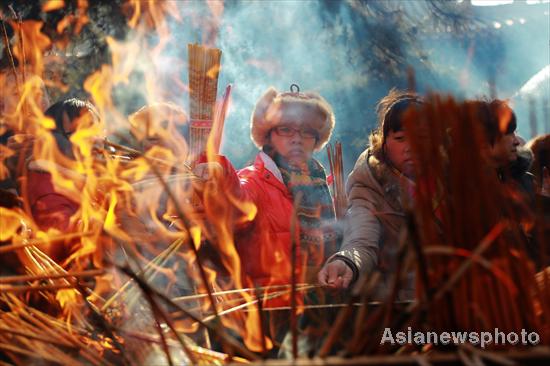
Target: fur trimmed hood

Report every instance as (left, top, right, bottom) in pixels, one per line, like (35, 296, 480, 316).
(250, 87, 335, 151)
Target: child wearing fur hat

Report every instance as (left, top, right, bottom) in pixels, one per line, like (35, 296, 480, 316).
(248, 87, 334, 282)
(198, 85, 338, 302)
(193, 85, 338, 350)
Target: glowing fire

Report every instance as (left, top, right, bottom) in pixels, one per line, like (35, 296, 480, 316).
(0, 0, 278, 359)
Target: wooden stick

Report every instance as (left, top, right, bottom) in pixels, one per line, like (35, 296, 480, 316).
(8, 5, 26, 84)
(290, 191, 303, 360)
(102, 138, 194, 173)
(172, 283, 318, 303)
(1, 20, 20, 97)
(0, 326, 74, 347)
(253, 285, 268, 357)
(0, 342, 75, 365)
(0, 269, 103, 284)
(129, 274, 260, 361)
(208, 84, 232, 154)
(200, 285, 319, 324)
(242, 301, 412, 312)
(100, 237, 184, 311)
(0, 231, 94, 254)
(0, 282, 93, 293)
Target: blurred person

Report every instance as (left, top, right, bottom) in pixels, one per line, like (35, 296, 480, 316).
(480, 100, 536, 198)
(124, 102, 196, 245)
(317, 89, 423, 301)
(16, 98, 100, 263)
(128, 102, 189, 156)
(0, 72, 51, 196)
(526, 133, 550, 196)
(475, 100, 547, 268)
(525, 133, 550, 270)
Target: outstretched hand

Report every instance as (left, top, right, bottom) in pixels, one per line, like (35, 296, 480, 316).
(193, 162, 224, 181)
(318, 259, 354, 289)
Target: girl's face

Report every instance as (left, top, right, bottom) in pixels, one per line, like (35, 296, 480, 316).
(385, 130, 415, 179)
(269, 125, 317, 166)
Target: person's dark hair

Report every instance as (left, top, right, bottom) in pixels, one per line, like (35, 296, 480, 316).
(526, 133, 550, 187)
(44, 98, 99, 158)
(465, 99, 517, 146)
(45, 98, 99, 135)
(369, 88, 422, 157)
(485, 100, 517, 146)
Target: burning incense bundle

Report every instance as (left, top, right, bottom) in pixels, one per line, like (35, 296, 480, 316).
(327, 142, 347, 219)
(187, 43, 222, 161)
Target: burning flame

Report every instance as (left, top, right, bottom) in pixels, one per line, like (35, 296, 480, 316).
(0, 1, 282, 359)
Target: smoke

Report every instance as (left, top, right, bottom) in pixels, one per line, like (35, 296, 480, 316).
(112, 0, 549, 172)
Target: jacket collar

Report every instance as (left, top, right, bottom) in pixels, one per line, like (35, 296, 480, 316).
(367, 151, 410, 212)
(253, 152, 290, 195)
(257, 152, 284, 184)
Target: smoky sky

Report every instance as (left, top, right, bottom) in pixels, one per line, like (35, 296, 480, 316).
(124, 0, 549, 172)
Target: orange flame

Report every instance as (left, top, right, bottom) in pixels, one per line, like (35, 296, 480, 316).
(0, 1, 279, 356)
(42, 0, 66, 12)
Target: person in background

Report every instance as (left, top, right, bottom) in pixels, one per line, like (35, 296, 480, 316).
(128, 102, 189, 156)
(22, 98, 99, 263)
(475, 100, 549, 269)
(525, 133, 550, 270)
(481, 100, 536, 198)
(526, 133, 550, 197)
(0, 73, 51, 197)
(317, 89, 423, 301)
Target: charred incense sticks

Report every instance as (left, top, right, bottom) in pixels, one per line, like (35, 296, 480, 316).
(187, 43, 222, 161)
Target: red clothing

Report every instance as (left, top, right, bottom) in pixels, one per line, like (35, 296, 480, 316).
(215, 153, 303, 294)
(25, 170, 79, 262)
(26, 170, 79, 231)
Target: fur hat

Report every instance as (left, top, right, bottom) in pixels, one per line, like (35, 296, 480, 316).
(250, 86, 335, 151)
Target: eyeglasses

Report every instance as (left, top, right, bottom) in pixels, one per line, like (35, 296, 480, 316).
(272, 126, 318, 140)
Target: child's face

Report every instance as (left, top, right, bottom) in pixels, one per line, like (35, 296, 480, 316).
(385, 129, 415, 179)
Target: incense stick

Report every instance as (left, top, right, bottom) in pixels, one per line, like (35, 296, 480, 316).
(0, 269, 104, 284)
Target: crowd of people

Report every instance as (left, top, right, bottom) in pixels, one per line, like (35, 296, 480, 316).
(1, 85, 549, 352)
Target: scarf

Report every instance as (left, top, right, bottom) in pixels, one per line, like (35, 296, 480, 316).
(270, 151, 338, 267)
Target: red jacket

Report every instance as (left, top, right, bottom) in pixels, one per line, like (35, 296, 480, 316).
(215, 152, 303, 298)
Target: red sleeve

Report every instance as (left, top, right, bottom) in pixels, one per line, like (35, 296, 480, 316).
(26, 170, 79, 231)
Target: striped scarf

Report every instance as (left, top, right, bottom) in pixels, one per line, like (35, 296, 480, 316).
(272, 152, 337, 267)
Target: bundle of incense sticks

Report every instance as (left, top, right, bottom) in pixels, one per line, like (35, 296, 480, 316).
(187, 43, 222, 161)
(402, 97, 548, 339)
(327, 141, 347, 219)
